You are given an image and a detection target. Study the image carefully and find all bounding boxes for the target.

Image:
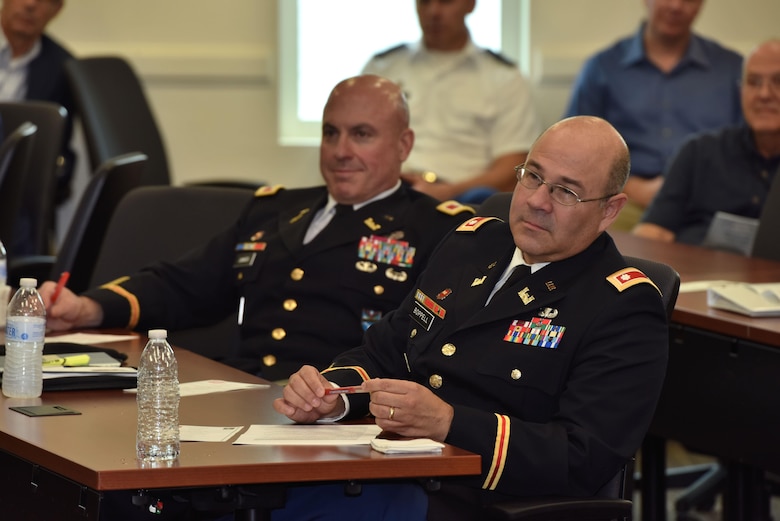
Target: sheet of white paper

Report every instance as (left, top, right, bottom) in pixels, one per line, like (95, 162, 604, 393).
(124, 379, 269, 396)
(41, 366, 137, 379)
(45, 332, 139, 344)
(234, 424, 382, 446)
(180, 425, 244, 442)
(678, 280, 733, 293)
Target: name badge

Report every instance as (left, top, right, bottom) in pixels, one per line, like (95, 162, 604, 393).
(410, 303, 435, 331)
(233, 252, 257, 268)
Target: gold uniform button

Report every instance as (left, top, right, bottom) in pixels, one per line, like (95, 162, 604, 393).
(271, 328, 286, 340)
(429, 374, 443, 389)
(237, 272, 244, 280)
(263, 354, 277, 367)
(441, 343, 456, 356)
(410, 328, 417, 338)
(290, 268, 304, 281)
(283, 299, 298, 311)
(374, 285, 384, 295)
(510, 369, 522, 380)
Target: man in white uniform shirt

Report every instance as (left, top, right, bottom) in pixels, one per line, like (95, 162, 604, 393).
(362, 0, 540, 203)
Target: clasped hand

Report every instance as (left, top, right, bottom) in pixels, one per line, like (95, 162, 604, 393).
(273, 365, 454, 441)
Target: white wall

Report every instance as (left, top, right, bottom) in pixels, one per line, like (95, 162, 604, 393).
(48, 0, 779, 195)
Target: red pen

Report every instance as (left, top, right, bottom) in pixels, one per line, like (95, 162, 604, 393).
(324, 386, 368, 395)
(51, 271, 70, 304)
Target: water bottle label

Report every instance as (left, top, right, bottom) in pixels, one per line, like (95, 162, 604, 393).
(6, 317, 46, 342)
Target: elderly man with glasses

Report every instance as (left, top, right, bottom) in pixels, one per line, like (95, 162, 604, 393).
(634, 39, 780, 246)
(273, 115, 669, 520)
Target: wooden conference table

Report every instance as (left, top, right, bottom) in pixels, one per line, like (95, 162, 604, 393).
(0, 334, 480, 520)
(612, 231, 780, 521)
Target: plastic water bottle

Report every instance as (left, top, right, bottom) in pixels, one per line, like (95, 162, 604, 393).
(136, 329, 180, 462)
(3, 278, 46, 398)
(0, 239, 8, 328)
(0, 238, 7, 286)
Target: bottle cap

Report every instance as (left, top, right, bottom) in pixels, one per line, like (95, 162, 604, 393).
(19, 278, 38, 287)
(148, 329, 168, 339)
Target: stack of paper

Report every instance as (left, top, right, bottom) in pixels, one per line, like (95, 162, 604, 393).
(370, 438, 445, 454)
(707, 282, 780, 317)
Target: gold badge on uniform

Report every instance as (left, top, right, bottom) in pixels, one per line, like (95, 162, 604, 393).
(363, 218, 382, 231)
(385, 268, 408, 282)
(250, 231, 264, 241)
(471, 276, 487, 286)
(356, 261, 378, 273)
(518, 287, 535, 305)
(539, 307, 558, 318)
(289, 208, 310, 224)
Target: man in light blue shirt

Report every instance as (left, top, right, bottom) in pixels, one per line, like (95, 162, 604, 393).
(564, 0, 742, 229)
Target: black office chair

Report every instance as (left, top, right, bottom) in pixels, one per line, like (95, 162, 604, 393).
(8, 152, 148, 291)
(0, 101, 68, 257)
(64, 55, 264, 190)
(64, 56, 170, 187)
(751, 175, 780, 261)
(89, 185, 255, 358)
(476, 192, 681, 520)
(0, 122, 38, 259)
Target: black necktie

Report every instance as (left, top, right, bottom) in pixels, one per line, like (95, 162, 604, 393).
(327, 203, 353, 230)
(497, 264, 531, 297)
(334, 203, 353, 216)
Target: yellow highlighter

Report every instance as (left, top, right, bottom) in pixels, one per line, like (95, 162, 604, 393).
(42, 354, 91, 367)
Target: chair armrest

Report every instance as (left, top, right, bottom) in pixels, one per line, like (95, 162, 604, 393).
(7, 255, 55, 287)
(485, 497, 632, 521)
(184, 179, 265, 191)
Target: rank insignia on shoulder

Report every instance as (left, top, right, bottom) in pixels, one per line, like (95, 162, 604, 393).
(456, 216, 500, 232)
(437, 200, 476, 216)
(607, 267, 661, 295)
(254, 185, 284, 197)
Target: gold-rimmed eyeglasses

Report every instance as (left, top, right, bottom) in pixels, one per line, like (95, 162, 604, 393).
(514, 164, 616, 206)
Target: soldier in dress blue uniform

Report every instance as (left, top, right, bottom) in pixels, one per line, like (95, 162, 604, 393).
(41, 74, 474, 384)
(274, 116, 669, 520)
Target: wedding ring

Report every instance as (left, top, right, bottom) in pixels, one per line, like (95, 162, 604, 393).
(389, 406, 395, 420)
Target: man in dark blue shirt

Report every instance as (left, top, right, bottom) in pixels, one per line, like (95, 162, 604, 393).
(634, 39, 780, 246)
(565, 0, 742, 229)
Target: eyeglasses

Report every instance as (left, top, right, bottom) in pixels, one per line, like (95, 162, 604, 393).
(743, 74, 780, 94)
(514, 164, 616, 206)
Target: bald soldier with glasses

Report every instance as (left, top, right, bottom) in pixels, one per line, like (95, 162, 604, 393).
(274, 115, 669, 521)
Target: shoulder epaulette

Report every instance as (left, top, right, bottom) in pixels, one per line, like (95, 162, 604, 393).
(483, 49, 515, 67)
(606, 267, 660, 295)
(373, 43, 408, 59)
(437, 200, 476, 216)
(456, 216, 500, 232)
(254, 185, 285, 197)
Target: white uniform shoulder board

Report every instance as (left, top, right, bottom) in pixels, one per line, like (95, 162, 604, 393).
(254, 185, 285, 197)
(437, 200, 476, 216)
(607, 267, 660, 295)
(456, 216, 500, 232)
